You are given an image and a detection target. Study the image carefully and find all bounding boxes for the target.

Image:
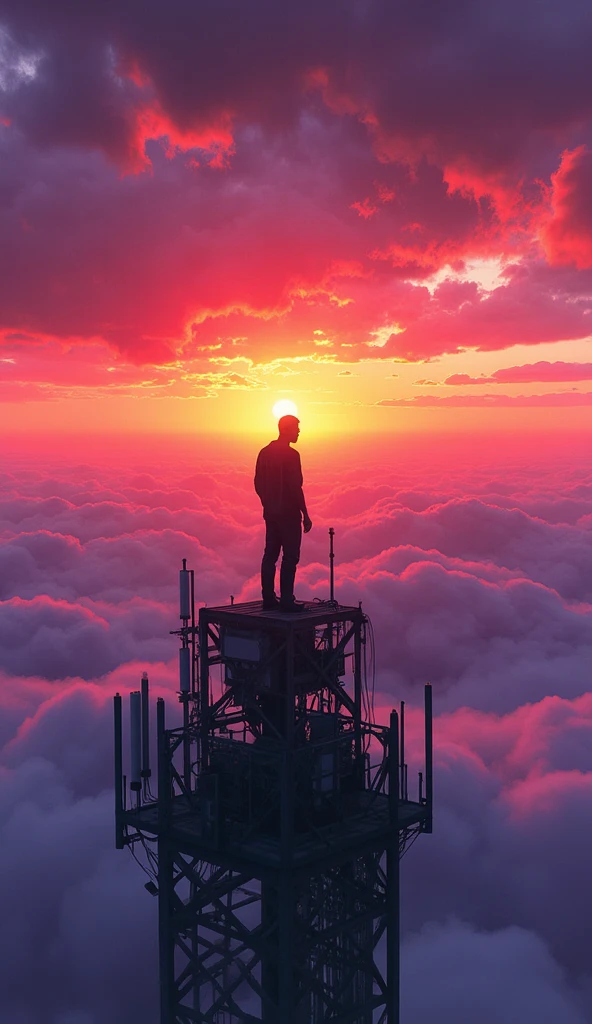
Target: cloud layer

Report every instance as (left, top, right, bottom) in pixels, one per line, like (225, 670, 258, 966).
(0, 434, 591, 1020)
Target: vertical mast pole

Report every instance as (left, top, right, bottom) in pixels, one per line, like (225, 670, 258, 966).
(199, 610, 210, 771)
(387, 708, 400, 1024)
(399, 700, 405, 801)
(179, 560, 192, 790)
(156, 697, 174, 1024)
(353, 613, 363, 786)
(424, 682, 433, 833)
(114, 693, 124, 849)
(141, 672, 151, 785)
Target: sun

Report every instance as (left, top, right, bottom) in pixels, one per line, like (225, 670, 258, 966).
(272, 399, 299, 420)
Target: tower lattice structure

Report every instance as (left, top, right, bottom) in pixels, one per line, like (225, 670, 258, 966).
(114, 561, 433, 1023)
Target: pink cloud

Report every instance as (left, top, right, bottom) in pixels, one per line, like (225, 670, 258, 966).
(351, 197, 378, 218)
(378, 392, 592, 407)
(445, 361, 592, 385)
(540, 146, 592, 270)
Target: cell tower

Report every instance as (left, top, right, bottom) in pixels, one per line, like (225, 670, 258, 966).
(114, 552, 433, 1023)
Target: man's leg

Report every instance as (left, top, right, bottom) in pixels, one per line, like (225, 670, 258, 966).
(261, 518, 282, 602)
(279, 517, 302, 604)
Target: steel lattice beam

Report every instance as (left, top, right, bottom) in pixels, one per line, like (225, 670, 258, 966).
(115, 596, 434, 1024)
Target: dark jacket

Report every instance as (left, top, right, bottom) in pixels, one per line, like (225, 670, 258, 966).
(254, 441, 304, 520)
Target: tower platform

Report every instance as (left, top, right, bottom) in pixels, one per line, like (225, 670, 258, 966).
(205, 597, 362, 625)
(115, 575, 433, 1023)
(118, 787, 427, 879)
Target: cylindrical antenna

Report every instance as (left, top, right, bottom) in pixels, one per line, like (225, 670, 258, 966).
(141, 672, 151, 779)
(388, 708, 399, 823)
(424, 682, 433, 834)
(179, 646, 191, 693)
(130, 691, 142, 793)
(329, 527, 335, 603)
(180, 559, 191, 620)
(156, 697, 168, 825)
(114, 693, 124, 849)
(183, 695, 191, 792)
(399, 700, 405, 801)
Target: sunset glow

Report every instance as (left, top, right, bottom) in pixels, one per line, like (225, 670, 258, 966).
(1, 5, 592, 437)
(272, 399, 299, 420)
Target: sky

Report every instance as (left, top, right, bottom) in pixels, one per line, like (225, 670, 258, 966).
(2, 0, 592, 433)
(2, 2, 592, 1023)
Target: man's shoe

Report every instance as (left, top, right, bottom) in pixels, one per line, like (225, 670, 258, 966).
(262, 596, 280, 610)
(279, 598, 307, 613)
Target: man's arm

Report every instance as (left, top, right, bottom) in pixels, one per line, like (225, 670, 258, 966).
(254, 450, 265, 504)
(299, 488, 312, 531)
(302, 503, 312, 533)
(295, 452, 312, 532)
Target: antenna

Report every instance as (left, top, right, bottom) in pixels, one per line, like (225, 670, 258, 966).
(130, 691, 141, 795)
(180, 559, 190, 620)
(177, 558, 195, 789)
(424, 682, 433, 833)
(179, 647, 191, 693)
(141, 672, 151, 780)
(329, 527, 335, 603)
(113, 692, 124, 849)
(399, 700, 405, 801)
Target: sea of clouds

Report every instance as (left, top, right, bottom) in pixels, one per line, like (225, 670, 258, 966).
(0, 432, 591, 1023)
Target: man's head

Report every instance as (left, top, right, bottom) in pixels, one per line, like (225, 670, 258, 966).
(278, 414, 300, 443)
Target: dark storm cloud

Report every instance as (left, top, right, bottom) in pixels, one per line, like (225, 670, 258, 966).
(2, 2, 592, 361)
(2, 0, 592, 175)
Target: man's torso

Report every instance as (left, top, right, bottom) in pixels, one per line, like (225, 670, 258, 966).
(255, 441, 302, 520)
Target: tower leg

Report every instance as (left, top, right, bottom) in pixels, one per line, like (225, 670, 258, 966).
(278, 874, 295, 1021)
(387, 709, 400, 1024)
(261, 882, 278, 1023)
(386, 841, 400, 1024)
(158, 840, 175, 1024)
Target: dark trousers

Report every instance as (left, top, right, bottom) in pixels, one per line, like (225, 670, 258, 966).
(261, 516, 302, 601)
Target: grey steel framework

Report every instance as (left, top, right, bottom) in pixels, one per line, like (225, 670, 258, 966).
(114, 565, 433, 1023)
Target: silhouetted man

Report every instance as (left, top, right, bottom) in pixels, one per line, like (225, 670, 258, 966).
(255, 414, 312, 611)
